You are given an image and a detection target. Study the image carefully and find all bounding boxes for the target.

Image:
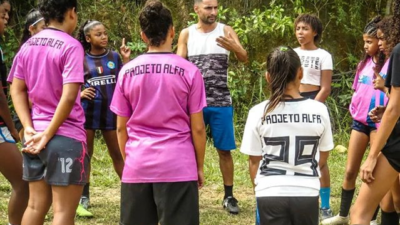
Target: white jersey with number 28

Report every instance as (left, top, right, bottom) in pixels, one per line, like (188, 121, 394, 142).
(241, 98, 334, 197)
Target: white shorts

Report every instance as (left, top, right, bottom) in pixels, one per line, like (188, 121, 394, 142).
(0, 127, 16, 144)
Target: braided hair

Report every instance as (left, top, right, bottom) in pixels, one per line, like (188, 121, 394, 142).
(358, 16, 381, 72)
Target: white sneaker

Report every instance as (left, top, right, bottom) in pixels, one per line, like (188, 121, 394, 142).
(321, 214, 349, 225)
(370, 220, 377, 225)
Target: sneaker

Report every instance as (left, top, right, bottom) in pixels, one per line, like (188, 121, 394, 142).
(320, 208, 333, 220)
(223, 196, 239, 214)
(76, 204, 93, 217)
(80, 196, 90, 209)
(370, 220, 378, 225)
(321, 214, 349, 225)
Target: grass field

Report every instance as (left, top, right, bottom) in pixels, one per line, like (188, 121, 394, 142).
(0, 136, 362, 225)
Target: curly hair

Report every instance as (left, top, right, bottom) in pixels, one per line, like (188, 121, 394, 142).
(372, 16, 393, 73)
(294, 14, 323, 43)
(38, 0, 77, 24)
(76, 20, 103, 51)
(377, 16, 393, 45)
(389, 0, 400, 51)
(139, 0, 173, 47)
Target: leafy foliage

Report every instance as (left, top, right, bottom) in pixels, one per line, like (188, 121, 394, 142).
(3, 0, 391, 146)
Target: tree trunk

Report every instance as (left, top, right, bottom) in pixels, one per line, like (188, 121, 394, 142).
(386, 0, 393, 15)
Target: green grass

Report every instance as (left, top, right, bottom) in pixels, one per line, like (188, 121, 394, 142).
(0, 136, 362, 225)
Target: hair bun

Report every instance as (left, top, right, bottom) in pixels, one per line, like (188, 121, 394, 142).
(145, 0, 163, 19)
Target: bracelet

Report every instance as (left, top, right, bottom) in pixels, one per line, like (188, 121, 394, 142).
(386, 89, 390, 97)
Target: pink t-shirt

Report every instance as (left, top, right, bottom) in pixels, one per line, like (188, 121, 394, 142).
(110, 52, 207, 183)
(350, 58, 389, 128)
(13, 28, 86, 142)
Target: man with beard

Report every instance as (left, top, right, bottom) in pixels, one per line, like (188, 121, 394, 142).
(177, 0, 247, 215)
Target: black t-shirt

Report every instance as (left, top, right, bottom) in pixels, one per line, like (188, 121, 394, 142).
(385, 43, 400, 89)
(382, 43, 400, 153)
(0, 48, 7, 126)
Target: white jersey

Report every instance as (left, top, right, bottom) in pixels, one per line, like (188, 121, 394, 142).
(240, 98, 333, 197)
(294, 47, 333, 86)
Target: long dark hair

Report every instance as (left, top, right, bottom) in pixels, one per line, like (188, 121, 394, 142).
(262, 46, 301, 122)
(77, 20, 102, 51)
(20, 9, 43, 48)
(139, 0, 173, 47)
(358, 16, 381, 72)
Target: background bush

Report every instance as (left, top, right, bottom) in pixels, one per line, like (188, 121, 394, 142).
(4, 0, 393, 146)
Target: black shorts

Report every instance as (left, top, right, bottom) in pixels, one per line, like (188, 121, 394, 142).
(351, 120, 376, 136)
(22, 135, 90, 186)
(300, 90, 319, 100)
(257, 196, 319, 225)
(12, 114, 23, 132)
(382, 120, 400, 172)
(120, 181, 199, 225)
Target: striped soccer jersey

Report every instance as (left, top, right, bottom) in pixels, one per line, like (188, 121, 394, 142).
(82, 50, 122, 130)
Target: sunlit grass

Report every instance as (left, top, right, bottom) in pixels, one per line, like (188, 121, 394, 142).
(0, 132, 366, 225)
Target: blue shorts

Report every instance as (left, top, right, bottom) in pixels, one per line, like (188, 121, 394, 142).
(203, 106, 236, 151)
(351, 120, 376, 136)
(0, 126, 16, 144)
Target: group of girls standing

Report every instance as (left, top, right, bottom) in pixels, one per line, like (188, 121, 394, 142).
(2, 0, 400, 225)
(320, 3, 400, 225)
(350, 1, 400, 223)
(320, 14, 398, 225)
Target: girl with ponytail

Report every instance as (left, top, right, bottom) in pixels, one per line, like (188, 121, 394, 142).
(241, 46, 333, 225)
